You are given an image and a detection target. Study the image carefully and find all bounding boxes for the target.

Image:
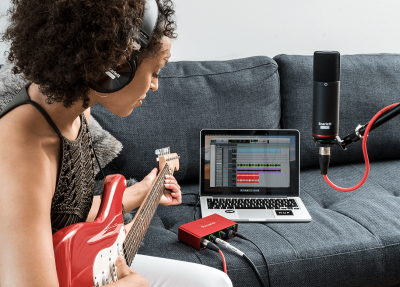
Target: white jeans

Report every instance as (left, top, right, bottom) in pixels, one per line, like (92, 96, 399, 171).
(131, 254, 233, 287)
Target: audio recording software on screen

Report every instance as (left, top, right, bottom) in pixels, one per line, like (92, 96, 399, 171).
(203, 134, 298, 195)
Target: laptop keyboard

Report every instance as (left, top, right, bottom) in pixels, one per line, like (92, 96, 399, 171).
(207, 198, 299, 210)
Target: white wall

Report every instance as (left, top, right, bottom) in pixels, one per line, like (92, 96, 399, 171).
(170, 0, 400, 61)
(1, 0, 400, 64)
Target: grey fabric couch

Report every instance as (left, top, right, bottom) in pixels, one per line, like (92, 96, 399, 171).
(91, 54, 400, 287)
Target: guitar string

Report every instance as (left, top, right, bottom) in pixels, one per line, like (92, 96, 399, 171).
(126, 161, 175, 262)
(123, 162, 172, 264)
(107, 174, 167, 284)
(121, 167, 165, 271)
(124, 164, 170, 264)
(126, 157, 176, 261)
(132, 166, 170, 258)
(124, 166, 166, 263)
(126, 165, 168, 256)
(108, 160, 173, 283)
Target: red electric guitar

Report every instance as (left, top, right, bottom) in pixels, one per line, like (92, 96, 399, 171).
(53, 147, 180, 287)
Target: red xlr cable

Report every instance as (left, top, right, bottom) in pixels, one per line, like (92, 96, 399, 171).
(323, 103, 399, 192)
(218, 250, 227, 274)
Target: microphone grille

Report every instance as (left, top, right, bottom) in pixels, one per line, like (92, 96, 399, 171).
(313, 51, 340, 82)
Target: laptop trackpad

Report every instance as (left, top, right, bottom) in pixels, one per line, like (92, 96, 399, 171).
(238, 209, 275, 220)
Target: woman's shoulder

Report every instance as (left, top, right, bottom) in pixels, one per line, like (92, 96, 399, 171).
(0, 104, 60, 180)
(0, 103, 52, 147)
(0, 103, 56, 189)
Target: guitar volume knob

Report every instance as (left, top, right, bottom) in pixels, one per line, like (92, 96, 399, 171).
(118, 246, 124, 256)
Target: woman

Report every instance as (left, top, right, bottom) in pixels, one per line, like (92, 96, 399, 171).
(0, 0, 233, 286)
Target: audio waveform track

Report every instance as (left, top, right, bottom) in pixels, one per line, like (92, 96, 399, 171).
(237, 173, 260, 183)
(237, 163, 281, 168)
(237, 169, 281, 173)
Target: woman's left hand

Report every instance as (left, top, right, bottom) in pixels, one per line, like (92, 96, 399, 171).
(159, 175, 182, 206)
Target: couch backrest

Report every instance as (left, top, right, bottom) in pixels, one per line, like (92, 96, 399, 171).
(274, 53, 400, 170)
(91, 56, 281, 182)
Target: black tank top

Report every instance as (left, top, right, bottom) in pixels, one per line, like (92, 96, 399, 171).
(0, 85, 98, 234)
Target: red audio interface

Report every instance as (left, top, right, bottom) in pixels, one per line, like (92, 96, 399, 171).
(178, 213, 238, 250)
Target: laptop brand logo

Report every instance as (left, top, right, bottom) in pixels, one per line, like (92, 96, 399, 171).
(225, 210, 235, 213)
(276, 210, 294, 216)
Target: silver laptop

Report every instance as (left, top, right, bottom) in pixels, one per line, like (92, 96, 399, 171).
(200, 129, 312, 222)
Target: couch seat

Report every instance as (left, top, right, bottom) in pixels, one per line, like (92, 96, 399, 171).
(135, 159, 400, 287)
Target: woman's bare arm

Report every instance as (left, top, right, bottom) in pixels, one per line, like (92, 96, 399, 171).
(0, 128, 59, 286)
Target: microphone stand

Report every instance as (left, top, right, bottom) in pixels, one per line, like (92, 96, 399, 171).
(315, 103, 400, 150)
(314, 103, 400, 176)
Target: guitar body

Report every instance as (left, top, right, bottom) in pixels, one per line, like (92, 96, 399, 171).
(53, 174, 127, 287)
(53, 147, 179, 287)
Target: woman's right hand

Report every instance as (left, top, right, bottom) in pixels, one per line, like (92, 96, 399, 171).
(115, 256, 149, 287)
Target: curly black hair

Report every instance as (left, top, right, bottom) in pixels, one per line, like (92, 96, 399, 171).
(1, 0, 177, 108)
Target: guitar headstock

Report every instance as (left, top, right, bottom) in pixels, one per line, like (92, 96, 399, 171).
(155, 147, 180, 174)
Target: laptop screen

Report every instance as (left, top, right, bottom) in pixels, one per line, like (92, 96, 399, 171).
(200, 129, 300, 197)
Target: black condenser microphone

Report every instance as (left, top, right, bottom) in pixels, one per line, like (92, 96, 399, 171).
(312, 51, 341, 175)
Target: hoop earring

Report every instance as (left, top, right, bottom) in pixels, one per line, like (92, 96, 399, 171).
(95, 91, 111, 98)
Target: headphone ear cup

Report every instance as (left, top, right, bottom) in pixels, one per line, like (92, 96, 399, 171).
(90, 50, 140, 94)
(89, 60, 134, 94)
(129, 50, 140, 79)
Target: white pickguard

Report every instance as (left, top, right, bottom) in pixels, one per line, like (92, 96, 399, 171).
(92, 226, 126, 287)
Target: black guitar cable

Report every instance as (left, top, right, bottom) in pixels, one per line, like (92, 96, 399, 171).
(182, 193, 271, 285)
(180, 192, 200, 220)
(209, 234, 267, 287)
(181, 192, 199, 196)
(232, 231, 271, 287)
(193, 194, 200, 220)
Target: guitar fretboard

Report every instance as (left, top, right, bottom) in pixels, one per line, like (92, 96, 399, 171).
(123, 163, 171, 265)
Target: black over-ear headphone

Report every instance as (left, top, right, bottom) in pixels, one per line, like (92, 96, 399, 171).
(89, 0, 159, 94)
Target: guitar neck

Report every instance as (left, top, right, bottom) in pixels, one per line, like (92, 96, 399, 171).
(123, 163, 172, 265)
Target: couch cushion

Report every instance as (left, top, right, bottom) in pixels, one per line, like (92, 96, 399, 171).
(274, 53, 400, 169)
(137, 160, 400, 286)
(91, 56, 280, 182)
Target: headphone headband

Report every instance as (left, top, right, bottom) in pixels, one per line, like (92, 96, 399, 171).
(139, 0, 159, 48)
